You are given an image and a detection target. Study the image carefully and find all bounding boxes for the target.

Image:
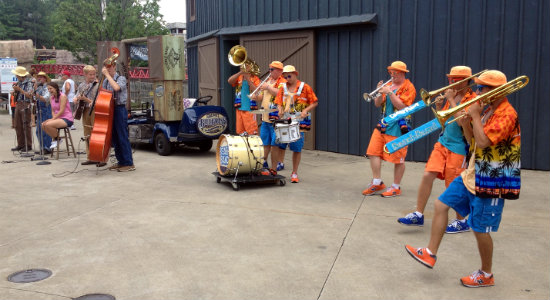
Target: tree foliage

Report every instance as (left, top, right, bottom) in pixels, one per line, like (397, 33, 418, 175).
(0, 0, 169, 64)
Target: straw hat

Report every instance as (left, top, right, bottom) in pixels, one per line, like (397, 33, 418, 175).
(269, 61, 284, 70)
(37, 71, 51, 83)
(447, 66, 472, 78)
(474, 70, 507, 87)
(387, 61, 409, 73)
(282, 65, 298, 75)
(11, 66, 29, 77)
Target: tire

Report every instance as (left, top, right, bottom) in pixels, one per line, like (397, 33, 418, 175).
(231, 182, 240, 191)
(198, 139, 213, 152)
(154, 133, 172, 156)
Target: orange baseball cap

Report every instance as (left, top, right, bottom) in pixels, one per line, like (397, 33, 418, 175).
(282, 65, 298, 75)
(474, 70, 507, 87)
(387, 61, 409, 73)
(269, 61, 283, 70)
(447, 66, 472, 78)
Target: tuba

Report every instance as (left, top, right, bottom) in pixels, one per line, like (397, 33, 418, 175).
(228, 45, 260, 76)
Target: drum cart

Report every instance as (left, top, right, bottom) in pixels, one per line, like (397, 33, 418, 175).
(213, 172, 286, 191)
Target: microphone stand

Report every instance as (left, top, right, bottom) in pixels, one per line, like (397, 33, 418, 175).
(33, 91, 50, 165)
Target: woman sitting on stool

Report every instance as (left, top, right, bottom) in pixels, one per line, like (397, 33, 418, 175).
(41, 82, 74, 149)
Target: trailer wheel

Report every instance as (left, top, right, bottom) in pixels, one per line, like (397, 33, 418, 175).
(154, 133, 172, 156)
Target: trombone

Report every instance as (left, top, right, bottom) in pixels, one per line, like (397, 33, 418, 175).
(381, 69, 487, 126)
(383, 75, 529, 154)
(433, 75, 529, 128)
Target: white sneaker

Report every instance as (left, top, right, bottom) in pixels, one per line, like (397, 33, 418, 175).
(70, 125, 76, 130)
(50, 141, 57, 149)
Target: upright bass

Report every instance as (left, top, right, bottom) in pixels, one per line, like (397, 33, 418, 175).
(88, 47, 119, 163)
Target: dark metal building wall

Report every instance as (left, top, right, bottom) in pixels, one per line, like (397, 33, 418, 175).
(186, 0, 222, 37)
(187, 0, 550, 170)
(220, 0, 374, 27)
(315, 0, 550, 170)
(187, 46, 199, 98)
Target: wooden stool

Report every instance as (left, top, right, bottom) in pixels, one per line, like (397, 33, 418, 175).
(51, 127, 76, 159)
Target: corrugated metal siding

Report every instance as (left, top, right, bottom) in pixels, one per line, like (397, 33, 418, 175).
(187, 46, 199, 98)
(187, 0, 550, 170)
(315, 0, 549, 170)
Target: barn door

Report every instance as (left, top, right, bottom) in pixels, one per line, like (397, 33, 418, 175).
(198, 38, 220, 105)
(240, 31, 316, 149)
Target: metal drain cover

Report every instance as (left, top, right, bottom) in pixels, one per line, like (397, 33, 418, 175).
(7, 269, 52, 283)
(73, 294, 116, 300)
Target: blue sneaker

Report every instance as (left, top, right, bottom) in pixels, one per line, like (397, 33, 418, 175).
(276, 162, 284, 171)
(446, 219, 470, 234)
(398, 212, 424, 226)
(263, 161, 269, 169)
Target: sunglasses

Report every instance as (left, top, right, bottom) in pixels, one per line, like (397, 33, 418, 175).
(476, 84, 489, 91)
(283, 74, 293, 79)
(269, 68, 275, 72)
(388, 71, 400, 76)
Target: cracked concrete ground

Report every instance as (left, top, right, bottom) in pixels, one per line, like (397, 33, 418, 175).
(0, 113, 548, 299)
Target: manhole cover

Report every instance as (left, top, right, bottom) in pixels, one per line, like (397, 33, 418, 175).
(7, 269, 52, 283)
(73, 294, 116, 300)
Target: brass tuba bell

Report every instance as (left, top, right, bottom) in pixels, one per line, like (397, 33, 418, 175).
(228, 45, 260, 76)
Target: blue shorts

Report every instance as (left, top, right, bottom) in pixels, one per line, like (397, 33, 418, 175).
(439, 176, 505, 233)
(62, 118, 74, 127)
(260, 122, 279, 146)
(278, 132, 305, 153)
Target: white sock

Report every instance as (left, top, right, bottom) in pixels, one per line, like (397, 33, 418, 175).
(391, 183, 400, 189)
(372, 178, 382, 185)
(414, 211, 423, 217)
(425, 247, 433, 255)
(481, 270, 492, 277)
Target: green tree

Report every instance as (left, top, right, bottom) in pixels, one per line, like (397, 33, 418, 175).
(52, 0, 168, 64)
(0, 0, 54, 47)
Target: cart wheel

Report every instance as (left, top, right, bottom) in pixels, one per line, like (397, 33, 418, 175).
(231, 182, 240, 191)
(216, 177, 221, 183)
(279, 179, 286, 186)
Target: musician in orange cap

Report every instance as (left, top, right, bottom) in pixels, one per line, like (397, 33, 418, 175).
(405, 70, 522, 288)
(398, 66, 476, 233)
(275, 65, 318, 183)
(363, 61, 416, 197)
(228, 61, 261, 136)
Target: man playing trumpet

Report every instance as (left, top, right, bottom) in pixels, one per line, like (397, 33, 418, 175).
(363, 61, 416, 197)
(398, 66, 476, 233)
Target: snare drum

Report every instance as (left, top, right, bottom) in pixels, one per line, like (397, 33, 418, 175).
(275, 122, 301, 144)
(216, 134, 264, 176)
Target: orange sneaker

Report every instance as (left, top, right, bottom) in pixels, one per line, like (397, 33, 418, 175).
(381, 186, 401, 197)
(260, 169, 270, 176)
(460, 270, 495, 288)
(291, 172, 299, 183)
(362, 182, 386, 195)
(405, 245, 436, 268)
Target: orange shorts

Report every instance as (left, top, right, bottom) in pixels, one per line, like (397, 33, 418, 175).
(366, 129, 407, 164)
(235, 110, 258, 135)
(425, 142, 467, 187)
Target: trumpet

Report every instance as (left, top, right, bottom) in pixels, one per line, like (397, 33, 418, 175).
(363, 79, 392, 102)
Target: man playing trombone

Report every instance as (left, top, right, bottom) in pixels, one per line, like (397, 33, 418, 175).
(405, 70, 522, 287)
(398, 66, 476, 233)
(363, 61, 416, 197)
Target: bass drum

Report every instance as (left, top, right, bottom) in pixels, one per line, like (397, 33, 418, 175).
(216, 134, 264, 176)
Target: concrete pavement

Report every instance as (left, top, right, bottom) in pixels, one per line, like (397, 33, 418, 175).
(0, 113, 548, 299)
